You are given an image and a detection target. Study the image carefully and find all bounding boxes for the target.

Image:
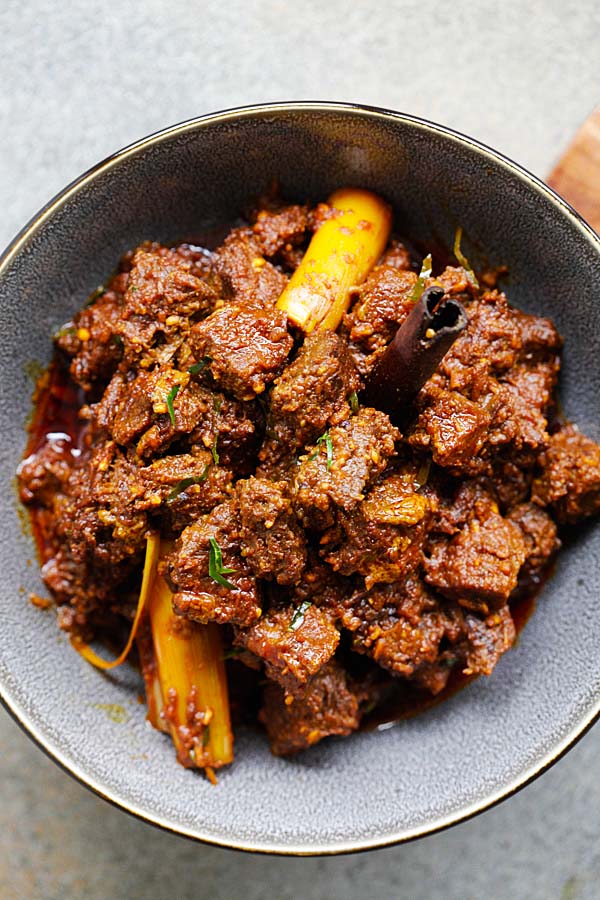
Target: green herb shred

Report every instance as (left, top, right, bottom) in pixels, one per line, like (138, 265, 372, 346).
(349, 391, 360, 415)
(166, 384, 180, 427)
(409, 253, 433, 303)
(54, 324, 76, 340)
(210, 434, 219, 465)
(208, 536, 236, 589)
(308, 431, 334, 470)
(213, 396, 223, 414)
(166, 467, 210, 502)
(453, 227, 479, 287)
(202, 724, 211, 747)
(188, 357, 212, 375)
(288, 600, 312, 632)
(85, 285, 106, 307)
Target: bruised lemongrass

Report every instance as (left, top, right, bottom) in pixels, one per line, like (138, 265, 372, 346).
(148, 544, 233, 774)
(453, 226, 479, 288)
(362, 285, 467, 423)
(71, 532, 160, 670)
(277, 187, 392, 332)
(408, 253, 433, 304)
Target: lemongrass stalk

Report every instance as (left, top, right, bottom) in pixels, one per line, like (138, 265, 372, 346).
(277, 187, 392, 333)
(148, 544, 233, 774)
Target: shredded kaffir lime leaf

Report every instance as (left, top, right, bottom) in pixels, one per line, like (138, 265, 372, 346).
(409, 253, 433, 303)
(288, 600, 312, 632)
(208, 537, 236, 589)
(85, 285, 106, 307)
(188, 357, 212, 375)
(349, 391, 360, 415)
(453, 227, 479, 288)
(166, 384, 180, 427)
(210, 434, 219, 465)
(167, 468, 210, 502)
(213, 396, 223, 414)
(54, 324, 76, 340)
(308, 431, 334, 470)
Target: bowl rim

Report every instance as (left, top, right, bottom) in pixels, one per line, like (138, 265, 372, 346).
(2, 100, 600, 856)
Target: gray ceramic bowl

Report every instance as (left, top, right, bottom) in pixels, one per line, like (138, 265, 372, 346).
(1, 102, 600, 855)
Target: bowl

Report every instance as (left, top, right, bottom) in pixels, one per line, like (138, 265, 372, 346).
(2, 102, 600, 855)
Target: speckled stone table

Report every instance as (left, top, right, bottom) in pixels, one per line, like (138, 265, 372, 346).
(2, 2, 600, 897)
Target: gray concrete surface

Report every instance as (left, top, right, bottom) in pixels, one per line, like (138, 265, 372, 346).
(1, 1, 600, 897)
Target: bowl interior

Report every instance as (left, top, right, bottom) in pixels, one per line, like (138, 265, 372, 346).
(2, 104, 600, 853)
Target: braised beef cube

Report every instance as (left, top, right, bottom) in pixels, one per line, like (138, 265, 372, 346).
(117, 248, 216, 361)
(191, 305, 293, 400)
(344, 265, 417, 374)
(371, 611, 447, 677)
(507, 502, 560, 584)
(424, 492, 527, 612)
(324, 472, 432, 587)
(294, 407, 399, 529)
(189, 393, 263, 475)
(290, 550, 351, 615)
(237, 477, 306, 584)
(259, 661, 362, 756)
(411, 655, 457, 695)
(165, 500, 261, 626)
(532, 425, 600, 523)
(234, 604, 339, 693)
(461, 607, 516, 676)
(378, 238, 414, 270)
(490, 457, 534, 510)
(265, 330, 360, 458)
(105, 369, 160, 446)
(212, 227, 288, 309)
(251, 204, 309, 258)
(438, 291, 561, 391)
(56, 286, 125, 391)
(336, 578, 448, 677)
(409, 389, 494, 471)
(141, 451, 233, 530)
(18, 437, 76, 506)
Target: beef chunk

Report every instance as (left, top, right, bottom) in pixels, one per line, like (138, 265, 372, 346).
(294, 407, 399, 529)
(532, 425, 600, 523)
(263, 330, 360, 461)
(251, 204, 309, 259)
(323, 470, 433, 587)
(212, 227, 288, 309)
(424, 490, 527, 612)
(410, 291, 562, 475)
(259, 661, 362, 756)
(234, 604, 339, 694)
(378, 239, 414, 270)
(461, 607, 516, 676)
(237, 477, 306, 584)
(165, 500, 262, 626)
(56, 281, 125, 392)
(18, 437, 77, 506)
(141, 452, 233, 531)
(191, 305, 293, 400)
(334, 578, 450, 677)
(507, 502, 560, 585)
(117, 248, 217, 365)
(344, 265, 418, 374)
(409, 388, 494, 470)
